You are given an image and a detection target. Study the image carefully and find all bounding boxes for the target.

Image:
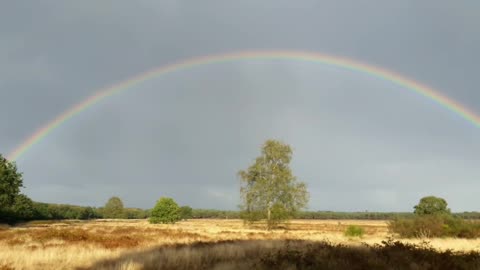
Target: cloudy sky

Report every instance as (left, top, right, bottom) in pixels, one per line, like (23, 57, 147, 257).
(1, 1, 479, 212)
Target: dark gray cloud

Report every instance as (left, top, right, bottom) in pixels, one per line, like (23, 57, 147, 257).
(1, 1, 479, 211)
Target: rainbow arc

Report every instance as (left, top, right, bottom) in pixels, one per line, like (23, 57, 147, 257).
(8, 50, 479, 161)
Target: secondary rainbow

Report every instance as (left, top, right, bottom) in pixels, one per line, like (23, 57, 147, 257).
(7, 50, 480, 161)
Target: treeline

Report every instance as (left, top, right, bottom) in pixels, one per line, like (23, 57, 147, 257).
(6, 202, 480, 222)
(2, 201, 150, 222)
(32, 202, 150, 220)
(184, 209, 480, 220)
(188, 210, 413, 220)
(4, 151, 480, 225)
(295, 211, 413, 220)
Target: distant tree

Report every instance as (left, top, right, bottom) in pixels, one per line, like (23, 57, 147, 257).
(239, 140, 309, 230)
(0, 154, 24, 212)
(414, 196, 451, 216)
(179, 206, 193, 220)
(103, 196, 127, 219)
(149, 197, 181, 224)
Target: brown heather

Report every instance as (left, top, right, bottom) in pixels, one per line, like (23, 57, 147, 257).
(1, 219, 480, 269)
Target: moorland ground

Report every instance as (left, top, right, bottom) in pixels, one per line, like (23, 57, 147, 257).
(1, 219, 480, 270)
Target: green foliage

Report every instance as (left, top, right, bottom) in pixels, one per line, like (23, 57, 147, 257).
(344, 225, 365, 237)
(103, 196, 127, 219)
(414, 196, 451, 216)
(191, 209, 241, 219)
(0, 154, 23, 209)
(269, 203, 291, 224)
(149, 197, 181, 224)
(11, 194, 35, 220)
(239, 140, 309, 229)
(240, 210, 264, 224)
(388, 215, 480, 238)
(79, 207, 97, 220)
(32, 202, 101, 220)
(0, 154, 39, 223)
(124, 208, 149, 219)
(389, 196, 480, 239)
(179, 206, 193, 220)
(32, 202, 50, 219)
(295, 211, 414, 220)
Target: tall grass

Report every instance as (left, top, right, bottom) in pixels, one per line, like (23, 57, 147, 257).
(86, 239, 480, 270)
(1, 219, 480, 269)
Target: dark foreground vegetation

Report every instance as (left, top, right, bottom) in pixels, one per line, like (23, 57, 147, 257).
(84, 239, 480, 270)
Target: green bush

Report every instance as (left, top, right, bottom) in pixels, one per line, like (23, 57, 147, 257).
(149, 197, 181, 224)
(389, 215, 480, 238)
(344, 225, 364, 237)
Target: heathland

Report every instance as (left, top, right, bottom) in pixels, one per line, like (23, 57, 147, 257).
(2, 219, 480, 270)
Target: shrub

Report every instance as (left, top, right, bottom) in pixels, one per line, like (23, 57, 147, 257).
(344, 225, 364, 237)
(389, 215, 480, 238)
(149, 197, 181, 224)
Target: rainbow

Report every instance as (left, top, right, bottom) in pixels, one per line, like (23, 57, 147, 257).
(7, 50, 480, 161)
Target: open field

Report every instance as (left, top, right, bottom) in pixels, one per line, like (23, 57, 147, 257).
(1, 219, 480, 269)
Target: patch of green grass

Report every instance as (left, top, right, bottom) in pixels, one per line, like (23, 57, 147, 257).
(344, 225, 364, 237)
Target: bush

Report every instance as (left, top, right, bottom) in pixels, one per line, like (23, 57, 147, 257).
(344, 225, 364, 237)
(149, 197, 181, 224)
(389, 215, 480, 238)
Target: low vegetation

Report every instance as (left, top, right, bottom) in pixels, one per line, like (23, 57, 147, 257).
(2, 219, 480, 269)
(85, 239, 480, 270)
(149, 197, 181, 224)
(179, 205, 193, 220)
(389, 196, 480, 238)
(389, 214, 480, 238)
(344, 225, 365, 238)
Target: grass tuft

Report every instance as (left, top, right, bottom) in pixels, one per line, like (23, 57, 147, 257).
(344, 225, 365, 237)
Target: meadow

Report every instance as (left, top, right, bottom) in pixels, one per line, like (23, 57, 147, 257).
(1, 219, 480, 270)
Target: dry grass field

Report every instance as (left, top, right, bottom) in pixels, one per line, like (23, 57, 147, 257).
(1, 219, 480, 269)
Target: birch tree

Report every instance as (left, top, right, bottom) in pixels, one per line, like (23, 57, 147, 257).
(239, 140, 309, 229)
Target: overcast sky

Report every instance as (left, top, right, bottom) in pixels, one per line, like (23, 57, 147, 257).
(1, 1, 479, 212)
